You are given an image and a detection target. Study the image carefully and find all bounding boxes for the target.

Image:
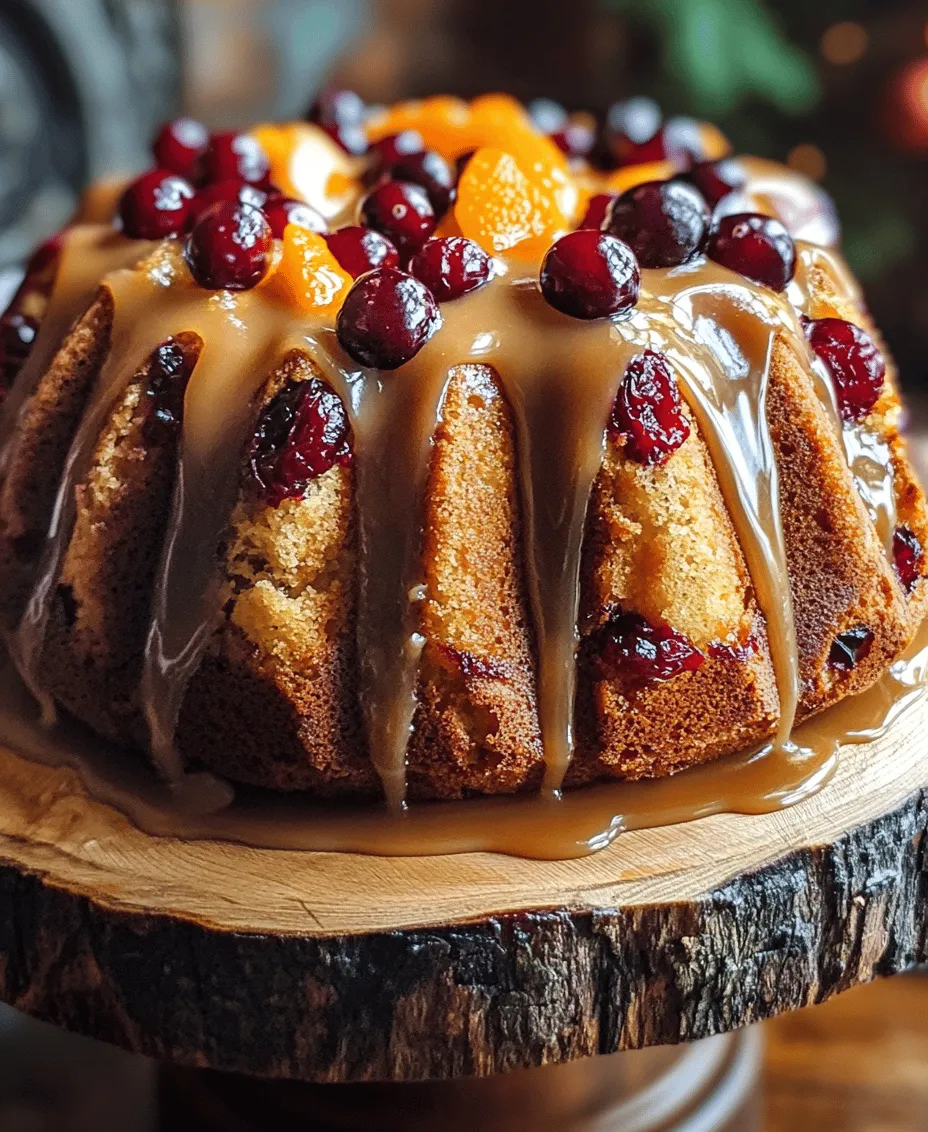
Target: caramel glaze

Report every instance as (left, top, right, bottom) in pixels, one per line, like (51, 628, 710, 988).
(0, 153, 924, 849)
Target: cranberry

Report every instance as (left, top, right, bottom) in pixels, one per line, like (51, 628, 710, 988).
(539, 230, 640, 320)
(551, 119, 596, 159)
(707, 213, 796, 291)
(828, 626, 874, 672)
(325, 226, 399, 277)
(894, 526, 924, 593)
(804, 317, 886, 423)
(604, 179, 709, 269)
(336, 268, 442, 370)
(371, 130, 424, 170)
(142, 339, 198, 443)
(527, 98, 568, 135)
(595, 611, 704, 684)
(250, 378, 352, 507)
(264, 197, 327, 239)
(359, 180, 436, 258)
(409, 237, 492, 302)
(308, 87, 366, 127)
(687, 158, 747, 207)
(118, 169, 195, 239)
(322, 121, 369, 156)
(25, 233, 63, 280)
(191, 179, 269, 224)
(579, 193, 616, 231)
(0, 310, 38, 392)
(606, 97, 663, 165)
(202, 132, 271, 186)
(184, 201, 273, 291)
(708, 634, 759, 662)
(388, 150, 456, 215)
(152, 118, 209, 181)
(661, 117, 708, 166)
(610, 350, 690, 465)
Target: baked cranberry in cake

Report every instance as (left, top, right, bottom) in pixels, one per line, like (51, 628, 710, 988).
(539, 231, 640, 320)
(141, 340, 199, 444)
(118, 170, 196, 239)
(595, 611, 705, 683)
(610, 350, 690, 465)
(336, 268, 442, 369)
(152, 118, 209, 181)
(250, 378, 352, 507)
(828, 626, 875, 672)
(191, 180, 270, 223)
(894, 526, 924, 593)
(687, 158, 747, 207)
(263, 197, 327, 239)
(184, 201, 273, 291)
(371, 130, 425, 170)
(325, 226, 399, 277)
(708, 634, 760, 662)
(579, 193, 617, 231)
(707, 213, 796, 291)
(388, 151, 456, 215)
(359, 181, 436, 258)
(202, 132, 271, 186)
(604, 179, 710, 268)
(409, 237, 492, 301)
(804, 317, 886, 423)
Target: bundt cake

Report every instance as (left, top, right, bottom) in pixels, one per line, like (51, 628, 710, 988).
(0, 92, 925, 809)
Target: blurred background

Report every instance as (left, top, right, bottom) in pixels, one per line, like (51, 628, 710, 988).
(2, 0, 928, 384)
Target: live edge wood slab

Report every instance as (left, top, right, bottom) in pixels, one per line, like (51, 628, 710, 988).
(0, 698, 925, 1084)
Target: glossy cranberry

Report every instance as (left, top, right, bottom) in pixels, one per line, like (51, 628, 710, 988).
(250, 378, 352, 507)
(263, 197, 327, 239)
(141, 339, 198, 443)
(324, 226, 399, 277)
(191, 179, 269, 223)
(336, 268, 442, 370)
(184, 201, 273, 291)
(539, 231, 640, 320)
(371, 130, 424, 169)
(152, 118, 209, 180)
(359, 180, 436, 258)
(610, 350, 690, 465)
(308, 87, 366, 127)
(596, 611, 704, 683)
(707, 213, 796, 291)
(527, 98, 568, 135)
(606, 97, 663, 165)
(579, 193, 616, 231)
(894, 526, 924, 593)
(0, 310, 38, 391)
(804, 317, 886, 423)
(387, 150, 456, 216)
(708, 634, 760, 662)
(118, 169, 195, 239)
(202, 132, 271, 186)
(604, 179, 709, 268)
(687, 158, 747, 207)
(323, 121, 369, 156)
(551, 119, 596, 159)
(828, 626, 874, 673)
(409, 237, 491, 302)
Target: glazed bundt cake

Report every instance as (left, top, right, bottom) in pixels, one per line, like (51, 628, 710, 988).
(0, 92, 925, 807)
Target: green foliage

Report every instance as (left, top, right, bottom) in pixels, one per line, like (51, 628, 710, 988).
(608, 0, 820, 115)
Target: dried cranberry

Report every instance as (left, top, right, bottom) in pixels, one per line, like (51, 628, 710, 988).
(604, 179, 710, 268)
(389, 150, 456, 215)
(409, 237, 491, 302)
(251, 378, 352, 507)
(359, 180, 436, 258)
(191, 179, 269, 224)
(308, 87, 366, 128)
(118, 169, 195, 239)
(595, 611, 704, 683)
(142, 339, 198, 443)
(0, 310, 38, 395)
(152, 118, 209, 181)
(687, 158, 747, 207)
(539, 231, 640, 320)
(371, 130, 424, 170)
(804, 317, 886, 423)
(336, 268, 441, 370)
(894, 526, 924, 593)
(579, 193, 617, 231)
(325, 226, 399, 277)
(322, 121, 369, 156)
(263, 197, 327, 239)
(828, 626, 874, 672)
(707, 213, 796, 291)
(202, 132, 271, 186)
(184, 201, 272, 291)
(610, 350, 690, 465)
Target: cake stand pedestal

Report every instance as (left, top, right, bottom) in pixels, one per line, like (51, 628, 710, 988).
(0, 697, 925, 1130)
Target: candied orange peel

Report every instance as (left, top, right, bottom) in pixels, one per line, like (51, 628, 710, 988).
(269, 227, 352, 315)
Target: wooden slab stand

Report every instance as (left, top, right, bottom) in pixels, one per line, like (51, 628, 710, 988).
(0, 698, 925, 1084)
